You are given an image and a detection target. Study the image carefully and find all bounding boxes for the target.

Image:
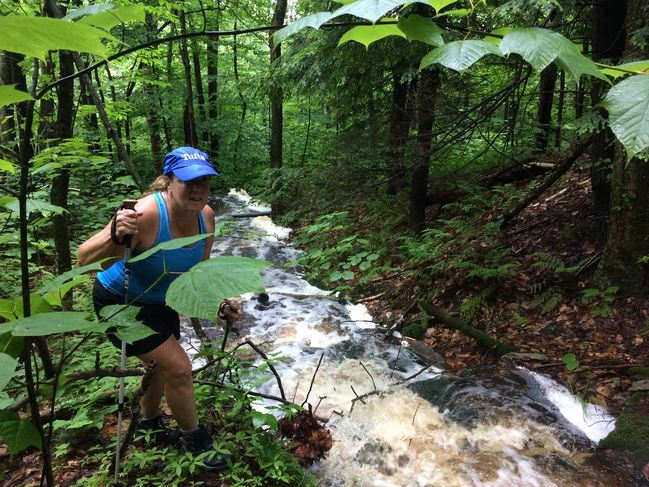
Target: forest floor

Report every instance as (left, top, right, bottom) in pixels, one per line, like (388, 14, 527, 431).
(356, 162, 649, 417)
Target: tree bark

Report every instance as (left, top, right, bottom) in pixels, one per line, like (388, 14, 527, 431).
(269, 0, 288, 219)
(409, 68, 439, 232)
(144, 13, 162, 165)
(589, 0, 628, 234)
(534, 63, 558, 153)
(178, 10, 198, 147)
(596, 0, 649, 295)
(386, 64, 410, 195)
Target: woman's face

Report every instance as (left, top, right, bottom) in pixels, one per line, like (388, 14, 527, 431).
(169, 175, 211, 211)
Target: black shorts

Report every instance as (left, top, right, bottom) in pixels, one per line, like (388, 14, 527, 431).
(92, 279, 180, 357)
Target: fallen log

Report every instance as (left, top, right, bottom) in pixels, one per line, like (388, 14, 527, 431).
(419, 302, 516, 357)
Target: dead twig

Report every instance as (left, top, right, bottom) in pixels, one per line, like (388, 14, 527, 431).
(301, 353, 324, 408)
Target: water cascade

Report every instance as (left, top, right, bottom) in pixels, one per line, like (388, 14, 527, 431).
(180, 190, 636, 487)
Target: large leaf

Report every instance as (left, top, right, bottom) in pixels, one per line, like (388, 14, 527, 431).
(601, 74, 649, 160)
(398, 15, 444, 46)
(99, 305, 157, 344)
(420, 40, 501, 72)
(0, 16, 112, 60)
(11, 311, 107, 336)
(13, 294, 53, 319)
(127, 233, 211, 264)
(64, 3, 116, 20)
(77, 5, 147, 31)
(0, 353, 17, 391)
(273, 12, 333, 45)
(166, 257, 270, 319)
(500, 28, 566, 72)
(338, 21, 405, 48)
(554, 41, 610, 83)
(330, 0, 428, 22)
(429, 0, 460, 13)
(0, 332, 24, 358)
(0, 410, 41, 454)
(0, 85, 33, 109)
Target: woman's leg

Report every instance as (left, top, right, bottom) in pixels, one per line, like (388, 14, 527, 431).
(138, 336, 197, 431)
(138, 366, 165, 418)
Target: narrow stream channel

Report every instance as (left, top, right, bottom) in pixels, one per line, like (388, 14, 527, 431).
(180, 190, 638, 487)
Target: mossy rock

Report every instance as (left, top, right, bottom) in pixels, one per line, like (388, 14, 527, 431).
(599, 391, 649, 464)
(403, 323, 426, 339)
(629, 367, 649, 378)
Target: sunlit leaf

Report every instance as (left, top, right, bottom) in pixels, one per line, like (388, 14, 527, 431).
(601, 74, 649, 160)
(77, 5, 147, 31)
(420, 40, 501, 72)
(435, 8, 470, 18)
(166, 257, 269, 319)
(0, 85, 33, 109)
(339, 22, 405, 48)
(64, 3, 116, 20)
(0, 354, 17, 391)
(483, 27, 512, 45)
(429, 0, 459, 13)
(599, 60, 649, 80)
(11, 311, 106, 336)
(274, 12, 333, 45)
(0, 197, 66, 218)
(500, 28, 566, 72)
(561, 352, 580, 371)
(398, 15, 444, 46)
(0, 16, 112, 60)
(0, 410, 41, 454)
(330, 0, 428, 23)
(0, 158, 17, 174)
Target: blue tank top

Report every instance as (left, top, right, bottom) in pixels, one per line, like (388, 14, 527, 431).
(97, 192, 207, 304)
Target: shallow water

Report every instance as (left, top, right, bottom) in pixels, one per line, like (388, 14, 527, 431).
(179, 190, 637, 486)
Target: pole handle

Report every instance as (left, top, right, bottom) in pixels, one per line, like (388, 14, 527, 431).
(120, 199, 137, 248)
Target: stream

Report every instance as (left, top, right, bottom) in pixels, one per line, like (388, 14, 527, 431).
(180, 190, 639, 487)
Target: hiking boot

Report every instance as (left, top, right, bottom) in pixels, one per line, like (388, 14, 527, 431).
(136, 414, 182, 444)
(180, 423, 233, 472)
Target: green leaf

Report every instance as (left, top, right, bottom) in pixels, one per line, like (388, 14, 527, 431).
(435, 8, 470, 18)
(331, 0, 429, 23)
(77, 5, 147, 31)
(11, 311, 106, 336)
(483, 27, 512, 45)
(0, 85, 33, 109)
(127, 233, 211, 263)
(0, 409, 41, 454)
(273, 12, 333, 45)
(500, 28, 565, 72)
(64, 3, 116, 20)
(99, 305, 157, 344)
(37, 261, 105, 297)
(420, 40, 501, 72)
(0, 300, 16, 321)
(429, 0, 459, 13)
(0, 16, 112, 60)
(0, 197, 66, 218)
(13, 294, 53, 319)
(599, 60, 649, 80)
(561, 352, 580, 371)
(339, 21, 405, 48)
(554, 41, 610, 83)
(342, 270, 355, 280)
(398, 15, 444, 46)
(166, 257, 270, 319)
(0, 158, 17, 174)
(601, 75, 649, 160)
(0, 332, 24, 358)
(43, 275, 90, 308)
(0, 353, 17, 391)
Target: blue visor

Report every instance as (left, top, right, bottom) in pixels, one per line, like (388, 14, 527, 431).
(163, 147, 219, 181)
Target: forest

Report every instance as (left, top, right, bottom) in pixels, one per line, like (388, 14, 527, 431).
(1, 0, 649, 485)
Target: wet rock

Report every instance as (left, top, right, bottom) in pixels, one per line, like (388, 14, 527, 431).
(501, 352, 550, 363)
(404, 340, 450, 370)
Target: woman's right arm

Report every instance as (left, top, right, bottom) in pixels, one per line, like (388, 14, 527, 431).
(77, 208, 142, 268)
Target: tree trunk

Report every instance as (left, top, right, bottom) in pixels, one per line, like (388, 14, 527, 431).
(233, 21, 247, 166)
(192, 39, 208, 145)
(596, 0, 649, 295)
(178, 10, 198, 147)
(269, 0, 288, 219)
(590, 0, 628, 235)
(534, 63, 557, 153)
(554, 69, 565, 148)
(409, 68, 439, 232)
(386, 65, 410, 195)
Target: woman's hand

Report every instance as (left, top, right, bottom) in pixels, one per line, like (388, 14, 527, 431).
(218, 300, 243, 322)
(114, 208, 143, 242)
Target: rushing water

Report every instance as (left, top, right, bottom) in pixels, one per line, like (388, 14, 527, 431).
(180, 190, 639, 487)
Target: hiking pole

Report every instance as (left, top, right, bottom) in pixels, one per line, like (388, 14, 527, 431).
(113, 199, 137, 487)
